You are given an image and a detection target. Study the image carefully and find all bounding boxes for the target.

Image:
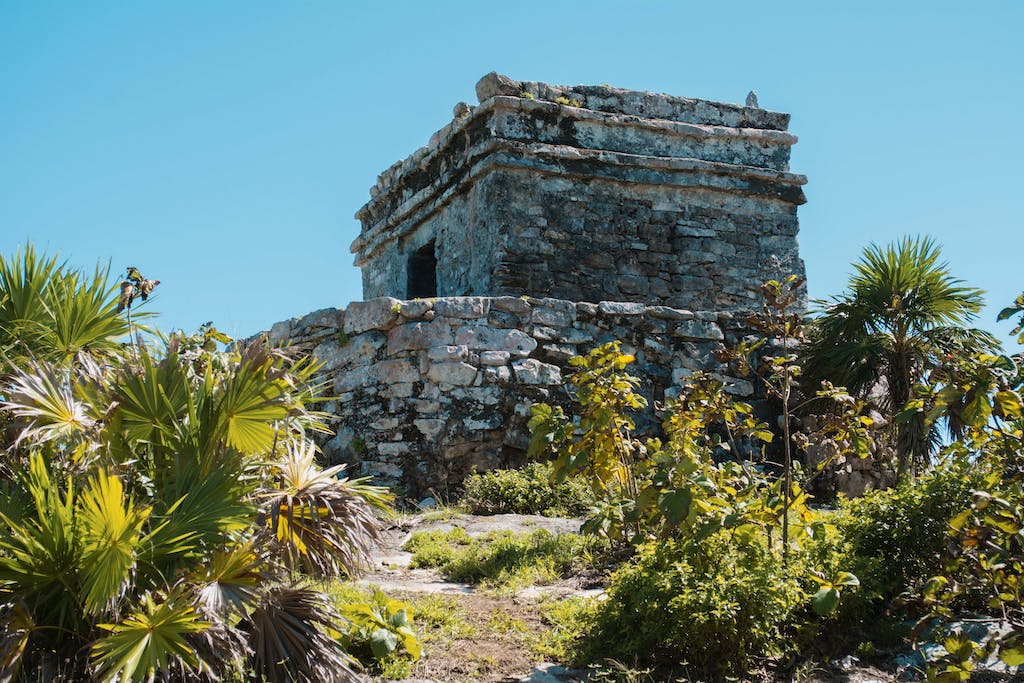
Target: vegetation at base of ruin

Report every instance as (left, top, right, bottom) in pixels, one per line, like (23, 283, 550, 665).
(526, 238, 1024, 680)
(5, 239, 1024, 682)
(402, 528, 612, 593)
(0, 245, 394, 683)
(460, 461, 595, 517)
(575, 531, 813, 679)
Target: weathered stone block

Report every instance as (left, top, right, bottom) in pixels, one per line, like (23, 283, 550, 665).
(267, 320, 293, 346)
(388, 320, 454, 354)
(344, 297, 401, 334)
(599, 301, 646, 316)
(373, 359, 420, 384)
(427, 344, 469, 361)
(434, 297, 490, 319)
(414, 419, 446, 439)
(491, 296, 532, 315)
(479, 350, 511, 366)
(426, 361, 479, 386)
(455, 326, 537, 357)
(511, 358, 562, 385)
(673, 320, 725, 341)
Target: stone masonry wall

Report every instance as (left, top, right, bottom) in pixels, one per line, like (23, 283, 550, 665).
(264, 295, 760, 500)
(352, 73, 807, 312)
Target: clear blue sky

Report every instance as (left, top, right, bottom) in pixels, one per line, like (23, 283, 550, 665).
(2, 1, 1021, 345)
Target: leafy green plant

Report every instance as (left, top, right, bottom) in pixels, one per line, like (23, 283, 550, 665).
(554, 95, 583, 107)
(832, 460, 986, 628)
(578, 532, 809, 679)
(0, 244, 131, 365)
(460, 462, 594, 517)
(802, 236, 991, 479)
(998, 292, 1024, 345)
(338, 590, 422, 671)
(528, 342, 819, 546)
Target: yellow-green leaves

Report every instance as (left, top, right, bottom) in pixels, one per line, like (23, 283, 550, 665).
(808, 570, 859, 615)
(216, 345, 291, 455)
(92, 591, 207, 683)
(78, 471, 151, 615)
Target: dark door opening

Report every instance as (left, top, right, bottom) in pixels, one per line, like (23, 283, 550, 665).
(407, 241, 437, 299)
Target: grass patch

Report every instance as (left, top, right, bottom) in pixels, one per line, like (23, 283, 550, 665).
(403, 528, 610, 592)
(531, 596, 596, 661)
(460, 462, 594, 517)
(404, 593, 475, 642)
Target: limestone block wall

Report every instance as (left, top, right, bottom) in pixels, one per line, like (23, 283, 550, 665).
(264, 296, 760, 499)
(351, 73, 808, 312)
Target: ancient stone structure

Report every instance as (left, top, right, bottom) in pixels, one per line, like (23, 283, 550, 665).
(353, 72, 807, 311)
(265, 296, 756, 498)
(263, 74, 818, 499)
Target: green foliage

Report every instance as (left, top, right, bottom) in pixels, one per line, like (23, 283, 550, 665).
(403, 528, 610, 592)
(833, 460, 986, 625)
(578, 532, 809, 679)
(529, 342, 828, 549)
(337, 589, 422, 673)
(554, 95, 583, 107)
(917, 467, 1024, 677)
(0, 244, 131, 365)
(532, 596, 596, 662)
(998, 292, 1024, 345)
(802, 235, 991, 478)
(0, 244, 391, 682)
(460, 462, 594, 516)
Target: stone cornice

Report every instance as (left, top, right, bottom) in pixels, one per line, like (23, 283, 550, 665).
(352, 134, 807, 265)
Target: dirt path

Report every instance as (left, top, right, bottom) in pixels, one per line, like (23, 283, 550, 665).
(359, 512, 593, 683)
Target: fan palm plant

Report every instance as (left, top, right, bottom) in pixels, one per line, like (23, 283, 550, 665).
(802, 236, 991, 479)
(0, 246, 390, 682)
(0, 245, 132, 366)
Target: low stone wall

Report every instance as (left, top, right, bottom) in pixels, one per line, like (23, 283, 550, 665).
(264, 296, 761, 500)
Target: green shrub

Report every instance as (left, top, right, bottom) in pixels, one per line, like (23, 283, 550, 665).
(835, 459, 986, 623)
(577, 531, 807, 679)
(403, 528, 609, 592)
(460, 462, 594, 517)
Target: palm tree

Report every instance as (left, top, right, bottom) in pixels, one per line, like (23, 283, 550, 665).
(0, 246, 390, 682)
(802, 236, 990, 479)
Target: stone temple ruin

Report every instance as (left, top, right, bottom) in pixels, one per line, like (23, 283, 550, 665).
(264, 73, 818, 500)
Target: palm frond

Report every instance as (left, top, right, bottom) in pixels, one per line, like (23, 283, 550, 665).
(91, 589, 208, 683)
(77, 470, 151, 615)
(0, 245, 129, 365)
(215, 343, 292, 455)
(259, 440, 389, 579)
(242, 586, 359, 683)
(195, 543, 267, 620)
(0, 359, 95, 448)
(0, 601, 33, 683)
(0, 453, 83, 633)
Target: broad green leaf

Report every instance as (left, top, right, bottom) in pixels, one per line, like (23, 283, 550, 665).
(835, 572, 860, 587)
(811, 587, 840, 615)
(369, 628, 399, 659)
(994, 390, 1023, 419)
(999, 643, 1024, 666)
(657, 489, 692, 525)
